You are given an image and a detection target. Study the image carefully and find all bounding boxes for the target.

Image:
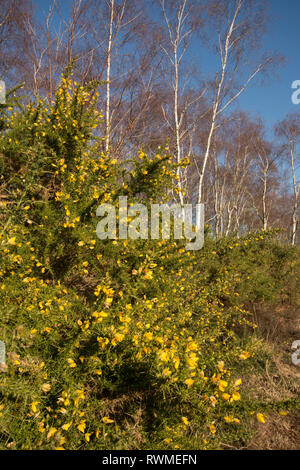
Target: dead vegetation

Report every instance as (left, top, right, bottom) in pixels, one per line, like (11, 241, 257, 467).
(244, 303, 300, 449)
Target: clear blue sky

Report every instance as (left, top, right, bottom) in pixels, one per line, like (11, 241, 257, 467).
(33, 0, 300, 138)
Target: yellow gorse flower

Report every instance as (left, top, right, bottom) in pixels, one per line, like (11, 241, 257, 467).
(256, 413, 267, 424)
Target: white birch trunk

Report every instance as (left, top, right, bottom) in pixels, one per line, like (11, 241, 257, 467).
(105, 0, 114, 153)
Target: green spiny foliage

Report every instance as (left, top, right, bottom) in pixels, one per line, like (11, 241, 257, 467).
(0, 73, 299, 450)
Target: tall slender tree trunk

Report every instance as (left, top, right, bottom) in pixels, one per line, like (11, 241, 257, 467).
(262, 170, 268, 231)
(105, 0, 114, 153)
(173, 43, 184, 214)
(290, 139, 299, 245)
(196, 3, 241, 228)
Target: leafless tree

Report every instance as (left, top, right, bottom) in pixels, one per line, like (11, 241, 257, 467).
(195, 0, 281, 228)
(275, 113, 300, 245)
(159, 0, 205, 208)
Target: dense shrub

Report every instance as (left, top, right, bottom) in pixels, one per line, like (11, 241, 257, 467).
(0, 75, 298, 450)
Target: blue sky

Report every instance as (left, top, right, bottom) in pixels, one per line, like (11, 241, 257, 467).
(236, 0, 300, 137)
(33, 0, 300, 138)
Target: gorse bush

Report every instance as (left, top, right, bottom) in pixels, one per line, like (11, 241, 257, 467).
(0, 74, 298, 450)
(195, 231, 300, 306)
